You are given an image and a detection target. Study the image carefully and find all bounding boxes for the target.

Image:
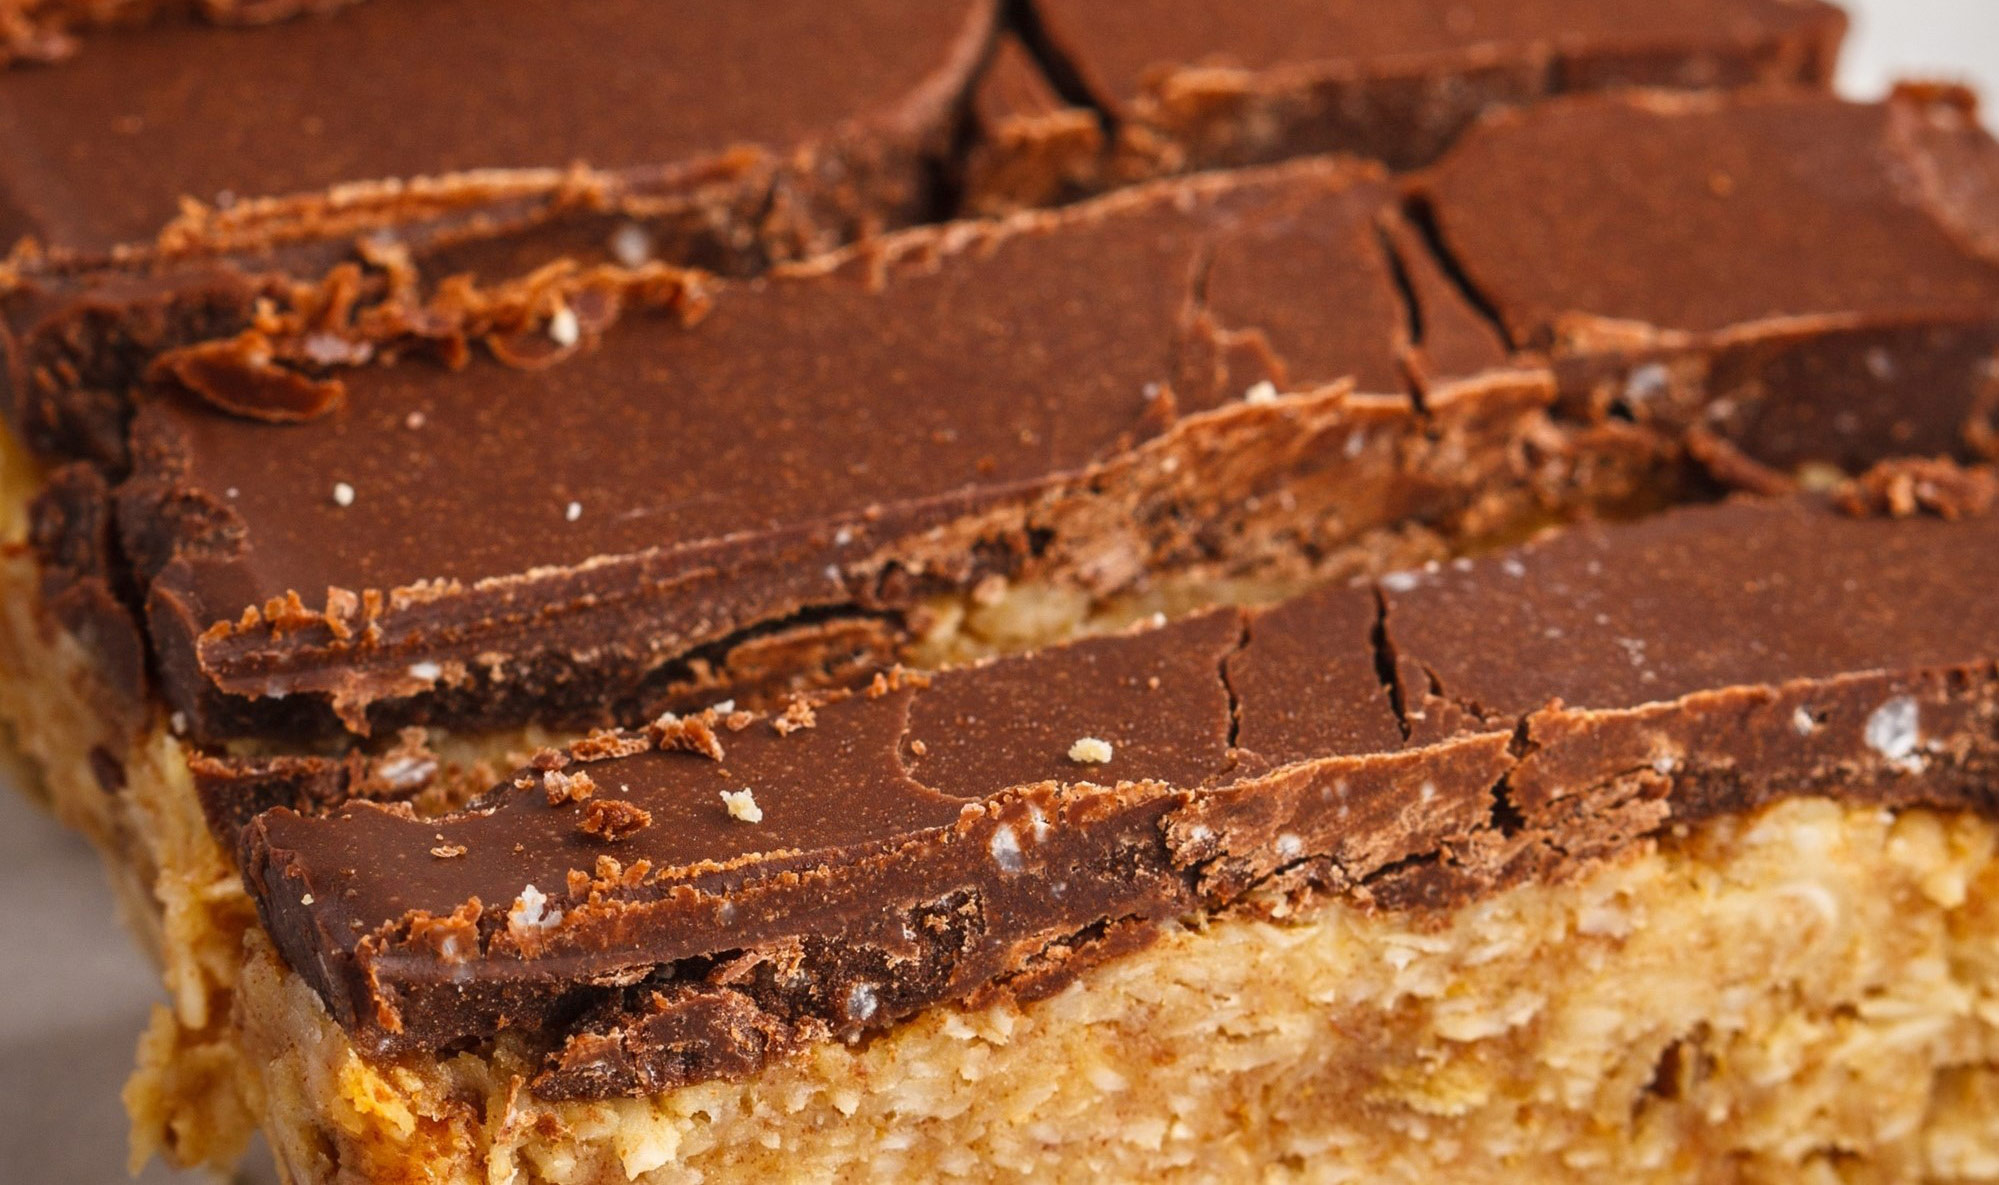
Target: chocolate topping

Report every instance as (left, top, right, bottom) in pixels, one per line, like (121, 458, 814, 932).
(243, 498, 1999, 1097)
(113, 162, 1542, 744)
(0, 0, 996, 255)
(1417, 89, 1999, 471)
(1010, 0, 1844, 176)
(0, 0, 999, 464)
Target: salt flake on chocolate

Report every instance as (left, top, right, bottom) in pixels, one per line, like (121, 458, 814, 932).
(1864, 696, 1922, 769)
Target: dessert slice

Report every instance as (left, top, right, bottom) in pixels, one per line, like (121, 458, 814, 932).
(0, 0, 1001, 463)
(1417, 86, 1999, 478)
(964, 0, 1847, 212)
(238, 494, 1999, 1183)
(11, 158, 1582, 1172)
(77, 160, 1560, 752)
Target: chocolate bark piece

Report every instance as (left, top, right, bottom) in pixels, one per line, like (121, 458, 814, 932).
(97, 161, 1566, 746)
(963, 0, 1846, 211)
(0, 0, 1000, 463)
(1417, 88, 1999, 476)
(241, 497, 1999, 1096)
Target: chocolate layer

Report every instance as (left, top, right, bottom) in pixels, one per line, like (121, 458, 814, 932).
(964, 0, 1846, 212)
(1418, 87, 1999, 476)
(0, 0, 999, 462)
(242, 497, 1999, 1097)
(98, 161, 1579, 746)
(0, 0, 360, 67)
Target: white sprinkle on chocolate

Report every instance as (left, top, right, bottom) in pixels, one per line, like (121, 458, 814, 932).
(1792, 706, 1818, 737)
(408, 661, 443, 682)
(1865, 696, 1921, 766)
(405, 411, 426, 430)
(721, 788, 764, 823)
(846, 982, 879, 1022)
(300, 893, 314, 905)
(1381, 569, 1422, 593)
(548, 306, 581, 348)
(1244, 380, 1279, 404)
(565, 501, 583, 522)
(169, 711, 188, 736)
(1068, 736, 1113, 764)
(332, 481, 356, 508)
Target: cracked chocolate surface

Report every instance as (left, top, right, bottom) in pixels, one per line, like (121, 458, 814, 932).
(1418, 88, 1999, 471)
(103, 161, 1554, 744)
(244, 497, 1999, 1098)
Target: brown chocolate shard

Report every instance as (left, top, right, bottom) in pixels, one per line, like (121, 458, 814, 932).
(113, 162, 1564, 746)
(963, 0, 1846, 211)
(0, 0, 1000, 463)
(1416, 89, 1999, 473)
(243, 498, 1999, 1098)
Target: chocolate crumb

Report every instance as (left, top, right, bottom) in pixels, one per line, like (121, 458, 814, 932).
(773, 700, 817, 736)
(580, 799, 653, 841)
(647, 712, 725, 761)
(1839, 459, 1997, 521)
(543, 769, 597, 806)
(430, 843, 467, 859)
(528, 748, 571, 772)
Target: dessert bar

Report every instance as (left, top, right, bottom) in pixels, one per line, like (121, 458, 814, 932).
(237, 495, 1999, 1182)
(1417, 86, 1999, 478)
(0, 0, 1847, 469)
(0, 0, 1000, 463)
(14, 85, 1999, 1172)
(89, 161, 1555, 750)
(965, 0, 1847, 212)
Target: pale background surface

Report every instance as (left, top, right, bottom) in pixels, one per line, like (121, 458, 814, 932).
(2, 2, 1997, 1182)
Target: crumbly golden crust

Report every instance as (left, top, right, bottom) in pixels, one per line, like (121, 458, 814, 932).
(229, 796, 1999, 1184)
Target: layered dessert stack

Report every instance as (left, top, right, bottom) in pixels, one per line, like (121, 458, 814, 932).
(4, 2, 1999, 1182)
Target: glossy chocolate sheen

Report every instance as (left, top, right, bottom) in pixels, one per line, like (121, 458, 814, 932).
(1025, 0, 1844, 170)
(0, 0, 996, 254)
(112, 161, 1546, 744)
(243, 498, 1999, 1097)
(1418, 89, 1999, 471)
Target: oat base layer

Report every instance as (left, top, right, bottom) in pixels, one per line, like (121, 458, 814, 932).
(223, 796, 1999, 1185)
